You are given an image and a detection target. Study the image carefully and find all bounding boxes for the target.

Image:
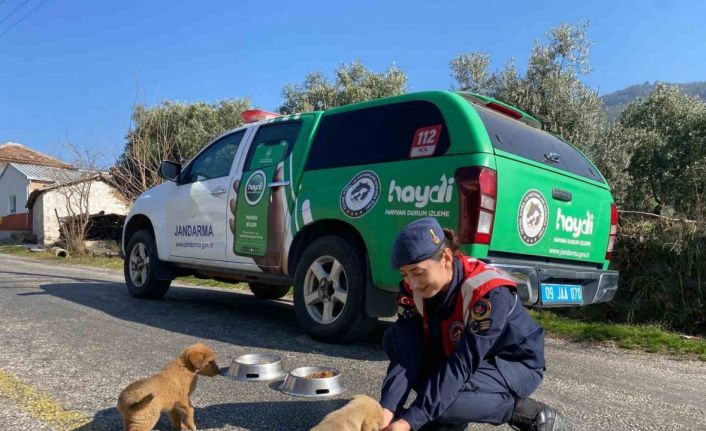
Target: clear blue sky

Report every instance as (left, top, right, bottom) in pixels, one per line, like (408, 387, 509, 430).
(1, 0, 704, 167)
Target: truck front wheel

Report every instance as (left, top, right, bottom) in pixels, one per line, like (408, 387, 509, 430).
(293, 235, 376, 341)
(124, 229, 171, 299)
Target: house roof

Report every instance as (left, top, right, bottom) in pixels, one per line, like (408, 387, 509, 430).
(0, 142, 70, 168)
(10, 163, 84, 183)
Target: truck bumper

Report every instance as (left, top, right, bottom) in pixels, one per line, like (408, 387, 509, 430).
(484, 257, 618, 307)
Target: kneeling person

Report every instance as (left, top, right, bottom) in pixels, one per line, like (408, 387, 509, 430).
(380, 217, 563, 431)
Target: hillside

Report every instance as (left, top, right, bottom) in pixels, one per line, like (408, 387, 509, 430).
(601, 81, 706, 120)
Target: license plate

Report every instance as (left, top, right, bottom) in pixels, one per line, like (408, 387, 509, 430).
(541, 283, 583, 304)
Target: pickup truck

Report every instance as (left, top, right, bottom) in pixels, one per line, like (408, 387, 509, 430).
(122, 91, 619, 340)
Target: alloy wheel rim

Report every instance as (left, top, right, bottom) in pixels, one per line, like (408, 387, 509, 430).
(129, 242, 150, 287)
(303, 255, 348, 325)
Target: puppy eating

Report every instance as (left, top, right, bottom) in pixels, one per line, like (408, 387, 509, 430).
(311, 395, 385, 431)
(117, 342, 219, 431)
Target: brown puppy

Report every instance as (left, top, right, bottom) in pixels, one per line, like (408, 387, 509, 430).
(117, 343, 219, 431)
(310, 395, 385, 431)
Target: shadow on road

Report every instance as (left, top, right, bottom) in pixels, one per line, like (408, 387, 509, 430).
(73, 399, 349, 431)
(0, 269, 117, 285)
(31, 279, 389, 361)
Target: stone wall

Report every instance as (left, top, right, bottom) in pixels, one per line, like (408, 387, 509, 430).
(34, 181, 130, 244)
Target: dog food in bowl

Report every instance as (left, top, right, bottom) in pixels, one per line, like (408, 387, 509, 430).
(280, 366, 345, 397)
(306, 370, 337, 379)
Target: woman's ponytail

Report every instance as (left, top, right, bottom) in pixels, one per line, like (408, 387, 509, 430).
(442, 228, 461, 252)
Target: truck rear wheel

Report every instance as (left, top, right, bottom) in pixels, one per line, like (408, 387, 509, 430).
(124, 229, 171, 299)
(249, 283, 290, 300)
(293, 235, 376, 341)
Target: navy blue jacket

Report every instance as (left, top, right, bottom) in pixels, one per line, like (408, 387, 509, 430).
(381, 257, 545, 429)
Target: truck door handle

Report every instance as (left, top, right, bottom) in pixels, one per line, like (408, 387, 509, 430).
(211, 186, 227, 196)
(552, 188, 572, 202)
(268, 181, 290, 188)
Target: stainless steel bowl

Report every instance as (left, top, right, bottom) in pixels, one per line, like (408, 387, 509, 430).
(222, 353, 286, 381)
(279, 366, 345, 397)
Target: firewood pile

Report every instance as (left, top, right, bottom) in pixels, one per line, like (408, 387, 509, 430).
(58, 213, 126, 241)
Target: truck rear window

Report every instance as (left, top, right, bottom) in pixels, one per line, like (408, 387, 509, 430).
(472, 104, 604, 183)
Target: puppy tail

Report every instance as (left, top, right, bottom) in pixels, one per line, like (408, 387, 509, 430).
(127, 393, 154, 411)
(118, 385, 155, 412)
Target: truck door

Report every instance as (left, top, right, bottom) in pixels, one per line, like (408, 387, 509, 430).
(167, 129, 249, 262)
(229, 121, 303, 274)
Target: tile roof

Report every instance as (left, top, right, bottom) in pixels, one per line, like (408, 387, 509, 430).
(0, 142, 70, 168)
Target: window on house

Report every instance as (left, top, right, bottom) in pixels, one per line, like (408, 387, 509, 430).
(9, 195, 17, 214)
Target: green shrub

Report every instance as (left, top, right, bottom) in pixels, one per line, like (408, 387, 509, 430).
(557, 215, 706, 336)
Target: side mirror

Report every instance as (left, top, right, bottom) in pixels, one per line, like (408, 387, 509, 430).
(158, 160, 181, 182)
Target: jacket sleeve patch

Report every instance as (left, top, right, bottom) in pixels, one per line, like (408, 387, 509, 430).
(468, 318, 492, 334)
(471, 298, 492, 321)
(397, 293, 418, 319)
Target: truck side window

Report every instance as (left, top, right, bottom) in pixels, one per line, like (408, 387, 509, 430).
(244, 122, 303, 171)
(180, 130, 245, 184)
(306, 100, 450, 170)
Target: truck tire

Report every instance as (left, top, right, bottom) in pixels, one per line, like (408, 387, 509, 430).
(124, 229, 171, 299)
(293, 235, 377, 341)
(249, 283, 290, 300)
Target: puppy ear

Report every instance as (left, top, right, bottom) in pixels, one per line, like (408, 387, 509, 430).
(186, 349, 206, 371)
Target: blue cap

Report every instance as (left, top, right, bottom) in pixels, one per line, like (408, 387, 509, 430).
(391, 217, 446, 269)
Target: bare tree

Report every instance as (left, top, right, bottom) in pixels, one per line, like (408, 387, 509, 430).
(110, 105, 180, 203)
(53, 145, 102, 256)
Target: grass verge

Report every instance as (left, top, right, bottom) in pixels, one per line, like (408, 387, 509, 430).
(2, 245, 703, 360)
(530, 310, 706, 360)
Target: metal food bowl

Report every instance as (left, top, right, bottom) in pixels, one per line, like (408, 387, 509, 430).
(222, 353, 286, 381)
(279, 366, 345, 397)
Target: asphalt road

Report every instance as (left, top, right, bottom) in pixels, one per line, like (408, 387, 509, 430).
(1, 253, 705, 431)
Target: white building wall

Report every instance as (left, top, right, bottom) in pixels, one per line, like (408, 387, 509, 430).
(0, 165, 29, 216)
(36, 180, 130, 244)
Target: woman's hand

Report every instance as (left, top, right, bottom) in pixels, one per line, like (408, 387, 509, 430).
(383, 419, 412, 431)
(381, 408, 395, 429)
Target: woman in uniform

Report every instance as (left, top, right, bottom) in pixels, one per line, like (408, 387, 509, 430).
(380, 217, 563, 431)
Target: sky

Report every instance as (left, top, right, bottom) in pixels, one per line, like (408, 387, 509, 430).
(1, 0, 705, 167)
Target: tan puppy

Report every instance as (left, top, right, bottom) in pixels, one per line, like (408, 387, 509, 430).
(117, 343, 219, 431)
(311, 395, 385, 431)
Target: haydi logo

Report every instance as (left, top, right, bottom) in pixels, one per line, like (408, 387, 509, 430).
(388, 175, 454, 208)
(556, 208, 594, 238)
(244, 171, 266, 205)
(247, 182, 263, 193)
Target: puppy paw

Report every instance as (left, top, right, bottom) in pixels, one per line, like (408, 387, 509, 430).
(362, 417, 380, 431)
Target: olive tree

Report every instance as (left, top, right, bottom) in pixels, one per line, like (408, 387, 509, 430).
(619, 83, 706, 217)
(449, 22, 606, 158)
(111, 98, 250, 202)
(279, 60, 408, 114)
